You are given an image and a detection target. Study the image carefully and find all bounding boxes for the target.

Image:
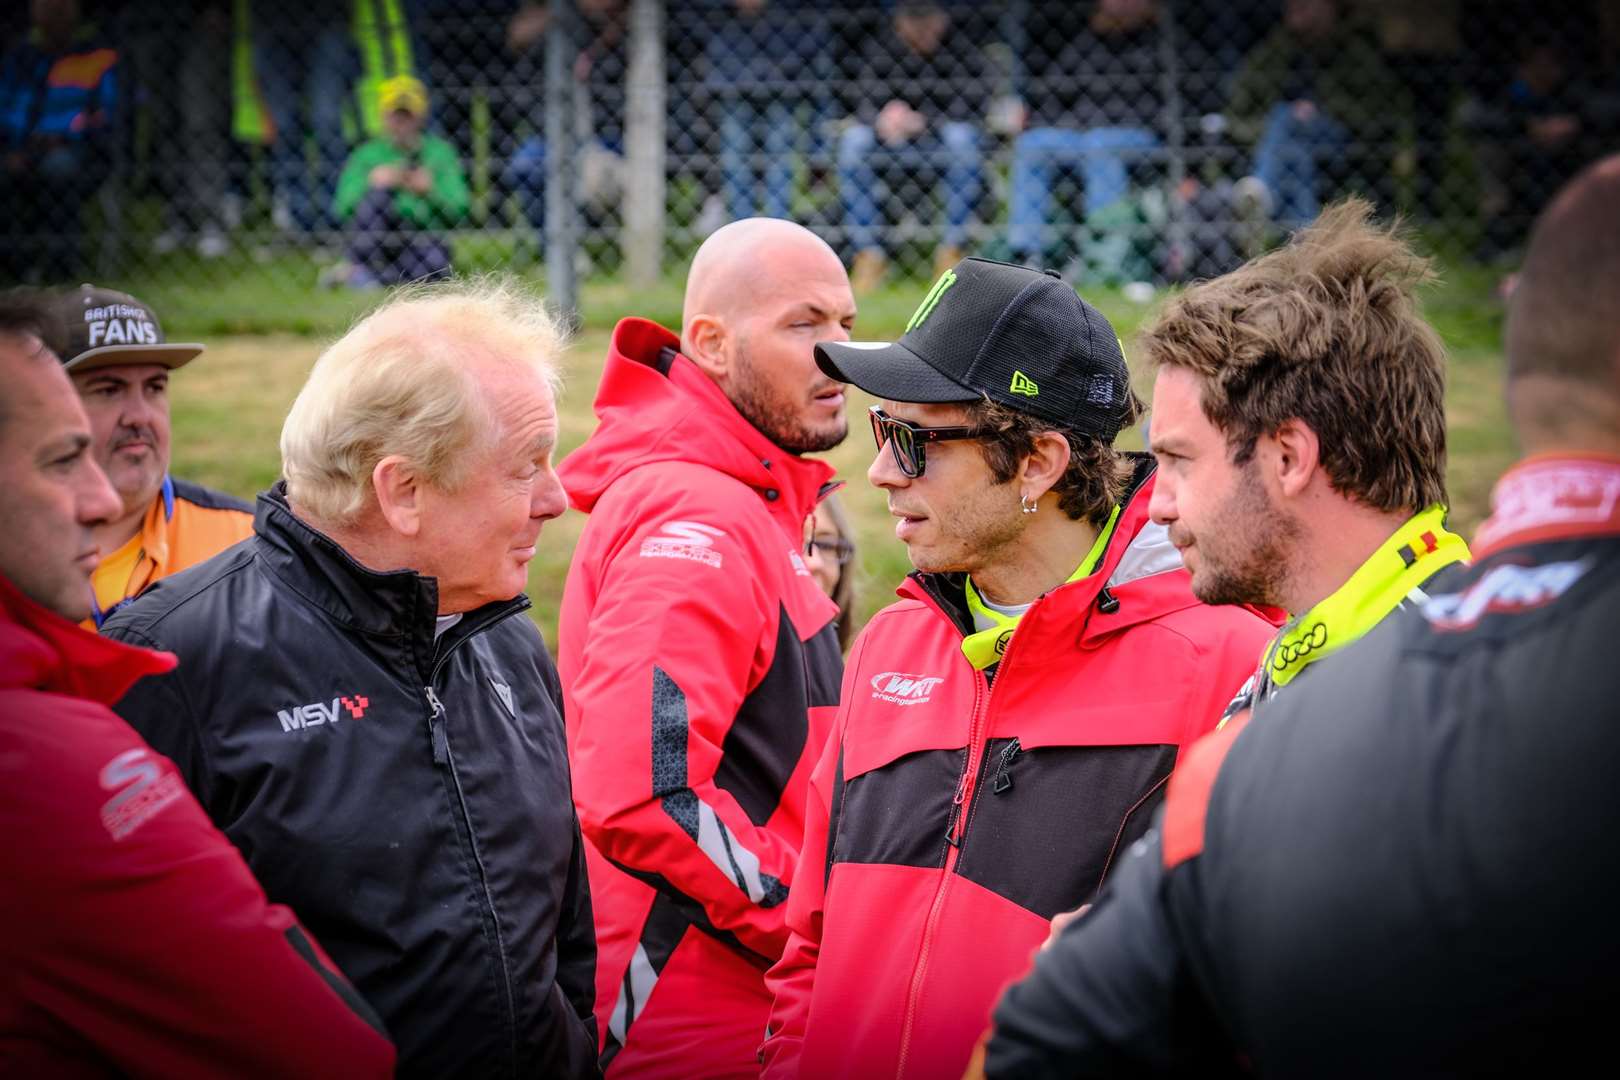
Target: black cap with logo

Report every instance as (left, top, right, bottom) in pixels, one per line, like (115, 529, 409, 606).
(815, 257, 1132, 440)
(48, 284, 205, 373)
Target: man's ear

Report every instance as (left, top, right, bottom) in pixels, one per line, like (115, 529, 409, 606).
(682, 313, 730, 381)
(1269, 418, 1322, 498)
(1021, 429, 1074, 502)
(372, 455, 422, 537)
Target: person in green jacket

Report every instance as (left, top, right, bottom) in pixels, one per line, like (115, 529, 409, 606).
(329, 76, 467, 288)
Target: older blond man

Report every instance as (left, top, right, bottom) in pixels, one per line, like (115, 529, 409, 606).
(102, 282, 599, 1078)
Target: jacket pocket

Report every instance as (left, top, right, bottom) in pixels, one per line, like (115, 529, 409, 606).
(953, 740, 1179, 918)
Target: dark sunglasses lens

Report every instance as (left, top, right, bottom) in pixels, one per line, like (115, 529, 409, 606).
(869, 409, 887, 451)
(892, 423, 920, 477)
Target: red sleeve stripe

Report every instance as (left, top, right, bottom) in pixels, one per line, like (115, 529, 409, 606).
(1162, 711, 1250, 870)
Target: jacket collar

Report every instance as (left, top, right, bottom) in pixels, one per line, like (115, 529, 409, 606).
(1471, 453, 1620, 559)
(252, 484, 530, 678)
(559, 317, 836, 535)
(0, 571, 175, 704)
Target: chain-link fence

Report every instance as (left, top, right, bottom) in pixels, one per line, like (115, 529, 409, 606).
(4, 1, 1617, 313)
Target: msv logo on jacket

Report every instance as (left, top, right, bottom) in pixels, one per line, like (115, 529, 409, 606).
(869, 671, 944, 706)
(276, 695, 370, 732)
(640, 520, 726, 568)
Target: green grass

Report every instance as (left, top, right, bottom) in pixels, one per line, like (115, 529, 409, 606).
(160, 261, 1516, 646)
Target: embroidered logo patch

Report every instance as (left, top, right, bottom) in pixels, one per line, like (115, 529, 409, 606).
(869, 671, 944, 706)
(639, 521, 725, 568)
(1009, 370, 1039, 397)
(276, 694, 370, 733)
(99, 748, 185, 841)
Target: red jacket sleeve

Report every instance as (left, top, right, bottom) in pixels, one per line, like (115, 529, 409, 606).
(567, 499, 802, 962)
(0, 694, 396, 1078)
(760, 627, 869, 1077)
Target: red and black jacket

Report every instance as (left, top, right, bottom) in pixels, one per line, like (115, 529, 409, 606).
(557, 318, 844, 1076)
(0, 572, 394, 1077)
(762, 461, 1279, 1080)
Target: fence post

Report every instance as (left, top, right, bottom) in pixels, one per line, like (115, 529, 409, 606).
(623, 0, 666, 289)
(1158, 2, 1188, 281)
(545, 0, 579, 319)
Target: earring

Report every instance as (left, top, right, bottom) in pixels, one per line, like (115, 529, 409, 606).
(1020, 494, 1038, 515)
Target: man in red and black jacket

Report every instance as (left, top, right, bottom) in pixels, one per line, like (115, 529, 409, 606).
(0, 294, 394, 1075)
(557, 218, 857, 1077)
(760, 258, 1278, 1079)
(982, 156, 1620, 1080)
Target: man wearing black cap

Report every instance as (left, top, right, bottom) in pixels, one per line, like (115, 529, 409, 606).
(759, 258, 1278, 1079)
(51, 284, 253, 627)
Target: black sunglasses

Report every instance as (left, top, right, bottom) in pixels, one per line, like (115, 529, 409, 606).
(868, 405, 980, 479)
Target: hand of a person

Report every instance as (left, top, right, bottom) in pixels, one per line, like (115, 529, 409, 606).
(876, 100, 921, 146)
(369, 164, 403, 189)
(404, 167, 433, 195)
(1039, 904, 1091, 952)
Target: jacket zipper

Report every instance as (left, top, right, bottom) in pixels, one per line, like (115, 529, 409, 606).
(421, 607, 526, 1068)
(990, 737, 1022, 795)
(895, 669, 989, 1077)
(895, 602, 1039, 1076)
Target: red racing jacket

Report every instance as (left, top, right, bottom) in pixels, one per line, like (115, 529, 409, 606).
(557, 318, 844, 1078)
(0, 572, 395, 1077)
(761, 461, 1279, 1079)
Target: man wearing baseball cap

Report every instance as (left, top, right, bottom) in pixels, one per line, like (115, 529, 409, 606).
(760, 257, 1278, 1078)
(51, 284, 253, 627)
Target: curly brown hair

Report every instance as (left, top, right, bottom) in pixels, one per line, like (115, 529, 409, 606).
(1137, 199, 1448, 514)
(965, 391, 1143, 527)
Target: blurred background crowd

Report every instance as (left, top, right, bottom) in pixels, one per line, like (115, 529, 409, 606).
(3, 0, 1617, 303)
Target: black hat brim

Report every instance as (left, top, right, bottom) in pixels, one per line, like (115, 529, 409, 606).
(814, 339, 979, 405)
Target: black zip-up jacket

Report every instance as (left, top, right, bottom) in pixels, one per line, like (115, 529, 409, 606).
(984, 456, 1620, 1078)
(102, 484, 599, 1080)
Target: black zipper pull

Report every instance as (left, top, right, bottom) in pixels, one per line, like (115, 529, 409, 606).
(991, 738, 1022, 795)
(425, 686, 449, 765)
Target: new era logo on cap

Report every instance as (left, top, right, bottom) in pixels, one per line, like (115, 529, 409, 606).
(49, 284, 205, 374)
(814, 258, 1132, 440)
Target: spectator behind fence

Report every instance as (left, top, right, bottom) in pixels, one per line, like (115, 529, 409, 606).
(0, 292, 396, 1077)
(1227, 0, 1405, 232)
(0, 0, 119, 284)
(702, 0, 833, 223)
(46, 284, 253, 630)
(101, 283, 600, 1077)
(803, 490, 857, 651)
(839, 0, 988, 294)
(979, 155, 1620, 1080)
(557, 219, 855, 1077)
(502, 0, 627, 253)
(1462, 32, 1602, 262)
(329, 75, 467, 288)
(1007, 0, 1164, 284)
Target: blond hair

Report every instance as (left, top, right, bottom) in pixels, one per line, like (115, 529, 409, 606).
(1138, 199, 1448, 514)
(281, 278, 566, 526)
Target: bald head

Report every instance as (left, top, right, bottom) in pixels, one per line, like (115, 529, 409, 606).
(678, 218, 856, 454)
(1504, 155, 1620, 455)
(682, 218, 846, 348)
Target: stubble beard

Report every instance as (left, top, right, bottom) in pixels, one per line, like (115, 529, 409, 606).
(729, 352, 848, 454)
(1188, 463, 1300, 609)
